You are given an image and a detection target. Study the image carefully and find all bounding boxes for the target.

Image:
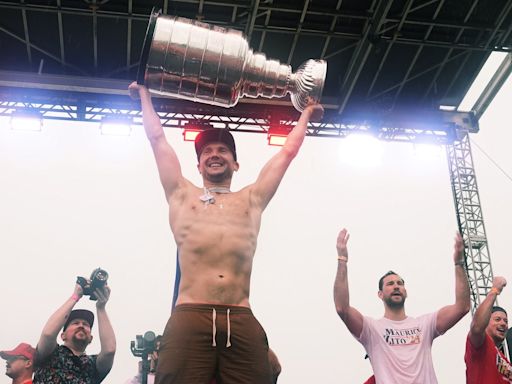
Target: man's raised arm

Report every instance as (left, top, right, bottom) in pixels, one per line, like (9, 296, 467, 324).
(468, 276, 507, 348)
(251, 104, 323, 209)
(129, 82, 184, 199)
(36, 284, 83, 361)
(94, 285, 116, 376)
(333, 229, 364, 337)
(436, 232, 471, 334)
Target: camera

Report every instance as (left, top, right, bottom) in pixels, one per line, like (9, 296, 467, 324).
(76, 268, 109, 301)
(131, 331, 157, 357)
(131, 331, 160, 383)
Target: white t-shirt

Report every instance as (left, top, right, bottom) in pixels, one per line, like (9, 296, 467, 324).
(357, 312, 441, 384)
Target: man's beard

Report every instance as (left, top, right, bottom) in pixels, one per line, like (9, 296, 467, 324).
(71, 331, 90, 350)
(384, 295, 405, 309)
(6, 367, 22, 379)
(204, 168, 232, 183)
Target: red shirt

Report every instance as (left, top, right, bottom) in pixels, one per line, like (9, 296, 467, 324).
(465, 333, 512, 383)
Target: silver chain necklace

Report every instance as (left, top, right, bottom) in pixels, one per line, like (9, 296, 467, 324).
(199, 186, 231, 208)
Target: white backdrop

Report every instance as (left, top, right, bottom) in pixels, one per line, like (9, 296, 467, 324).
(0, 76, 511, 384)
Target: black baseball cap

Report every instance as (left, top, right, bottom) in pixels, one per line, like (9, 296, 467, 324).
(194, 128, 237, 161)
(492, 306, 508, 316)
(63, 309, 94, 331)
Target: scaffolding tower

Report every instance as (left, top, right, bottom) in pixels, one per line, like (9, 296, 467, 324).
(447, 130, 494, 314)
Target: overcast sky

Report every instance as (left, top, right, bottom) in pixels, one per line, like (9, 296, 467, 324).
(1, 73, 511, 383)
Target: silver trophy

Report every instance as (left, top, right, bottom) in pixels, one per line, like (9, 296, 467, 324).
(137, 10, 327, 112)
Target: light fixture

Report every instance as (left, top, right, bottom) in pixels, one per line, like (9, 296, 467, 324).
(183, 130, 201, 141)
(182, 121, 213, 141)
(267, 124, 292, 147)
(9, 108, 43, 131)
(339, 133, 384, 167)
(100, 115, 132, 136)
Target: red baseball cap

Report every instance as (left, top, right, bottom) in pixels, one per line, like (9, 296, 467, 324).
(0, 343, 35, 360)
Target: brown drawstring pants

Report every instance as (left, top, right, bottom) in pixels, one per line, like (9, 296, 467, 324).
(155, 304, 272, 384)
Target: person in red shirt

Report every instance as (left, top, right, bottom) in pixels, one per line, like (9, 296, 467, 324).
(465, 276, 512, 383)
(0, 343, 35, 384)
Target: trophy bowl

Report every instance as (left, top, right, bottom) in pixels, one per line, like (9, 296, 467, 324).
(137, 9, 326, 112)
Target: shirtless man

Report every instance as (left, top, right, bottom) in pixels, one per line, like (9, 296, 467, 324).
(129, 81, 322, 384)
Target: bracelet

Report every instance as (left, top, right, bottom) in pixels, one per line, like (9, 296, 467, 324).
(490, 287, 500, 296)
(454, 260, 465, 267)
(71, 293, 81, 302)
(337, 256, 348, 263)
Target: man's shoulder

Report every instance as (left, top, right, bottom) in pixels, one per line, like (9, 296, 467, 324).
(233, 185, 253, 196)
(466, 331, 493, 350)
(421, 311, 440, 325)
(360, 315, 381, 329)
(178, 177, 199, 191)
(169, 178, 200, 198)
(408, 311, 438, 321)
(56, 344, 76, 355)
(38, 344, 92, 360)
(373, 313, 435, 325)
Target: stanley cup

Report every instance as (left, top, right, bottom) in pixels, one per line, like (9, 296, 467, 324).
(137, 10, 327, 112)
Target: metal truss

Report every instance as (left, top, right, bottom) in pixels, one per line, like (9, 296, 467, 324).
(446, 130, 493, 314)
(0, 98, 476, 145)
(1, 0, 511, 116)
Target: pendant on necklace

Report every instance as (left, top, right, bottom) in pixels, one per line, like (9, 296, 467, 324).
(199, 187, 230, 209)
(199, 190, 215, 208)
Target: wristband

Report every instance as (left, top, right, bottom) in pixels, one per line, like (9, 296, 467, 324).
(490, 287, 500, 296)
(454, 260, 465, 267)
(337, 256, 348, 263)
(71, 293, 81, 302)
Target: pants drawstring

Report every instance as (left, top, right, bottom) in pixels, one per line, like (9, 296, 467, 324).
(212, 308, 217, 347)
(226, 309, 231, 348)
(211, 308, 232, 348)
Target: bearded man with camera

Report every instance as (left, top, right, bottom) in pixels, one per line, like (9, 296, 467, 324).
(33, 271, 116, 384)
